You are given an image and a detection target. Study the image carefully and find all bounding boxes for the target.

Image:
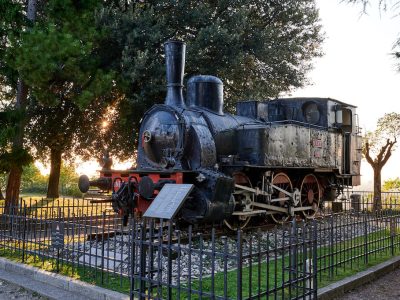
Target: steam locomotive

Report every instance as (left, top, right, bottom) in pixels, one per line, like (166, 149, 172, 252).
(78, 40, 362, 229)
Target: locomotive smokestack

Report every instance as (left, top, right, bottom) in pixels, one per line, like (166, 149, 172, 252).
(164, 40, 186, 107)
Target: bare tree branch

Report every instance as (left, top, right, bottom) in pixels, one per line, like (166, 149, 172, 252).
(376, 138, 391, 162)
(381, 138, 397, 167)
(363, 141, 375, 166)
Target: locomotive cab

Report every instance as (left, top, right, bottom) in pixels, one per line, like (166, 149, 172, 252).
(236, 98, 362, 186)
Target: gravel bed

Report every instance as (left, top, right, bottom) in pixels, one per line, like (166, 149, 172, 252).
(68, 213, 386, 283)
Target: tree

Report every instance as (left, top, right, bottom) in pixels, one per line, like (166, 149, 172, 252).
(0, 107, 32, 202)
(382, 177, 400, 191)
(97, 0, 324, 148)
(11, 0, 118, 198)
(26, 99, 112, 198)
(3, 0, 324, 199)
(0, 0, 37, 208)
(363, 113, 400, 210)
(59, 164, 82, 197)
(20, 163, 47, 194)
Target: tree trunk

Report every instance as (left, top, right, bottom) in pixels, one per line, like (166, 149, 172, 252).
(6, 81, 27, 207)
(5, 167, 22, 210)
(47, 148, 62, 199)
(373, 167, 382, 211)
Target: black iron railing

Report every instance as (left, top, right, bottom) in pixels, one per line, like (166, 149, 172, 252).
(0, 194, 399, 299)
(129, 219, 317, 299)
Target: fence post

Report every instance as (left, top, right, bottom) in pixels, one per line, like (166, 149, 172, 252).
(390, 214, 395, 256)
(364, 213, 368, 265)
(9, 206, 14, 239)
(56, 207, 61, 273)
(305, 259, 312, 300)
(130, 218, 136, 300)
(237, 229, 243, 300)
(167, 221, 173, 300)
(290, 218, 298, 295)
(139, 221, 147, 300)
(329, 216, 334, 278)
(312, 219, 318, 300)
(101, 212, 106, 285)
(21, 204, 27, 263)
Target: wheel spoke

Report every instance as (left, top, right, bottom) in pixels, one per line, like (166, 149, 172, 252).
(224, 172, 252, 230)
(300, 174, 320, 218)
(270, 173, 292, 224)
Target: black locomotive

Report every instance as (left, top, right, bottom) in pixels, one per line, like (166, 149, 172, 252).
(79, 40, 362, 229)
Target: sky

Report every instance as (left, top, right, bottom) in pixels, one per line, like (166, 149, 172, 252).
(291, 0, 400, 189)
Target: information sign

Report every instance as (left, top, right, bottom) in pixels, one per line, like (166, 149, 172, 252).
(143, 184, 194, 220)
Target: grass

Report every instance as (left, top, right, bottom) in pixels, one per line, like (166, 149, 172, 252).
(0, 195, 112, 217)
(163, 229, 400, 299)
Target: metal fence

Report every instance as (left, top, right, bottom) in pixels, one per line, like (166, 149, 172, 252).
(325, 191, 400, 212)
(130, 219, 317, 299)
(0, 194, 400, 299)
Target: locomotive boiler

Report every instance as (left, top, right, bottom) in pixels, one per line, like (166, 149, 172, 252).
(78, 40, 362, 229)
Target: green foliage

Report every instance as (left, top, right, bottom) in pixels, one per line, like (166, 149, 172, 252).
(0, 0, 34, 198)
(11, 0, 117, 108)
(376, 112, 400, 139)
(0, 148, 32, 173)
(98, 0, 324, 148)
(382, 177, 400, 191)
(363, 112, 400, 156)
(0, 108, 33, 174)
(59, 164, 82, 198)
(0, 109, 23, 144)
(20, 164, 47, 194)
(3, 0, 120, 162)
(27, 99, 107, 162)
(0, 106, 33, 190)
(3, 0, 324, 191)
(20, 163, 82, 197)
(0, 0, 27, 92)
(0, 108, 32, 173)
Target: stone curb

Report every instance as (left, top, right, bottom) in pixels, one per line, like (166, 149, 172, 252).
(0, 257, 129, 300)
(318, 255, 400, 300)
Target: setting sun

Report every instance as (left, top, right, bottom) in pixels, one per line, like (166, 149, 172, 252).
(35, 159, 134, 179)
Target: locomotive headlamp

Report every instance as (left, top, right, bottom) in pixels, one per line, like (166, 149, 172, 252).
(143, 130, 152, 143)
